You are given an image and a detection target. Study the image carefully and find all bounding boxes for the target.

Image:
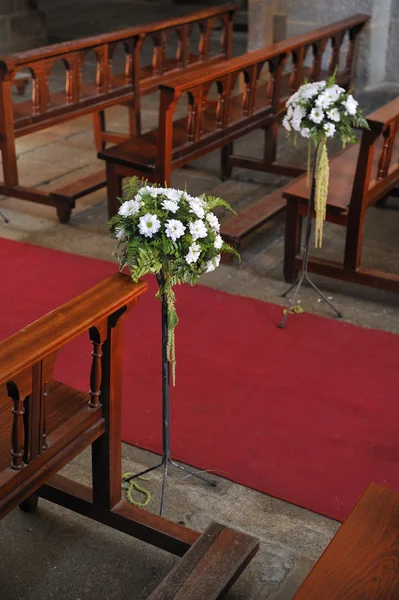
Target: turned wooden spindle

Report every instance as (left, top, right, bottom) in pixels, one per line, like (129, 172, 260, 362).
(187, 99, 197, 142)
(32, 75, 40, 115)
(266, 65, 275, 104)
(216, 89, 224, 128)
(377, 126, 392, 180)
(10, 392, 25, 470)
(66, 65, 73, 104)
(42, 381, 49, 451)
(89, 336, 104, 408)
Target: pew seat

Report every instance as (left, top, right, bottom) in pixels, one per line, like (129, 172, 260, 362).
(293, 483, 399, 599)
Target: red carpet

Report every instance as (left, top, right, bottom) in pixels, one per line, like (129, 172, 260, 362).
(1, 237, 398, 521)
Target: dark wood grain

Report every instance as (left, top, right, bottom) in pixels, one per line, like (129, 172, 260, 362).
(148, 522, 259, 599)
(293, 483, 399, 599)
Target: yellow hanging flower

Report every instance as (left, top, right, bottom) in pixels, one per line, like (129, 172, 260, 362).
(314, 139, 329, 248)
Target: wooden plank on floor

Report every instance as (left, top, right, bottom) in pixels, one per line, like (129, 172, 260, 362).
(221, 185, 288, 246)
(148, 521, 259, 599)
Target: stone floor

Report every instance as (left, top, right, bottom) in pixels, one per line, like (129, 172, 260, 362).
(1, 2, 399, 599)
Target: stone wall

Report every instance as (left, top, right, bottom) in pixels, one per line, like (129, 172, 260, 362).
(0, 0, 47, 55)
(248, 0, 399, 87)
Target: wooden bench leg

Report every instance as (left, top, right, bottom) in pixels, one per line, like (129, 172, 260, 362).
(106, 163, 123, 219)
(93, 111, 106, 152)
(221, 141, 233, 181)
(19, 494, 39, 513)
(56, 202, 73, 224)
(284, 199, 302, 283)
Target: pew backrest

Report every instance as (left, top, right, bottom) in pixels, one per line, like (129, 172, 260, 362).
(155, 14, 370, 176)
(0, 3, 238, 137)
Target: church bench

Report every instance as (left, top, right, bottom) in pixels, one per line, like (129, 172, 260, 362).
(0, 4, 238, 223)
(283, 97, 399, 292)
(0, 272, 259, 595)
(293, 483, 399, 599)
(98, 15, 369, 221)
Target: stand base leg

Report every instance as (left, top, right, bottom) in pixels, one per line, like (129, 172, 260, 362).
(279, 270, 342, 328)
(123, 457, 217, 516)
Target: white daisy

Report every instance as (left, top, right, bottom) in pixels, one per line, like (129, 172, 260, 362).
(301, 127, 311, 138)
(315, 92, 333, 109)
(188, 199, 205, 219)
(118, 198, 142, 217)
(206, 255, 221, 272)
(165, 188, 182, 203)
(165, 219, 185, 241)
(189, 219, 208, 241)
(324, 122, 336, 137)
(185, 242, 201, 264)
(342, 94, 358, 116)
(327, 108, 340, 122)
(309, 107, 324, 124)
(161, 199, 179, 213)
(214, 234, 223, 250)
(282, 116, 292, 131)
(206, 212, 220, 232)
(138, 213, 161, 238)
(291, 118, 302, 132)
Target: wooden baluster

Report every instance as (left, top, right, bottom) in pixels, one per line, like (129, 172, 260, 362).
(7, 382, 25, 470)
(31, 65, 43, 115)
(152, 33, 164, 76)
(377, 122, 397, 180)
(96, 49, 104, 93)
(242, 72, 252, 117)
(65, 61, 73, 104)
(198, 22, 209, 61)
(345, 26, 362, 90)
(289, 50, 298, 94)
(309, 41, 322, 82)
(176, 28, 183, 67)
(216, 81, 226, 129)
(187, 93, 197, 142)
(125, 43, 133, 86)
(328, 34, 343, 76)
(266, 62, 275, 105)
(246, 66, 257, 116)
(68, 53, 81, 102)
(180, 24, 190, 68)
(42, 381, 48, 451)
(89, 326, 105, 408)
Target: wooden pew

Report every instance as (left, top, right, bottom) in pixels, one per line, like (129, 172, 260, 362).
(0, 272, 259, 596)
(0, 4, 238, 223)
(98, 14, 369, 227)
(283, 98, 399, 292)
(293, 483, 399, 599)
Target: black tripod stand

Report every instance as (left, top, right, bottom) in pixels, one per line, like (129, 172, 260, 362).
(279, 143, 342, 329)
(124, 270, 216, 516)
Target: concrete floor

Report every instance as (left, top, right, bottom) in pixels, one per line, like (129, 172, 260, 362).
(1, 2, 399, 598)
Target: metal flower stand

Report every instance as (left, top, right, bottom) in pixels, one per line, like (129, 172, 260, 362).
(124, 271, 216, 516)
(279, 144, 342, 329)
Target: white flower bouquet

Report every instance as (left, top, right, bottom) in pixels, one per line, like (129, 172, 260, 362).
(282, 72, 368, 246)
(109, 177, 237, 382)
